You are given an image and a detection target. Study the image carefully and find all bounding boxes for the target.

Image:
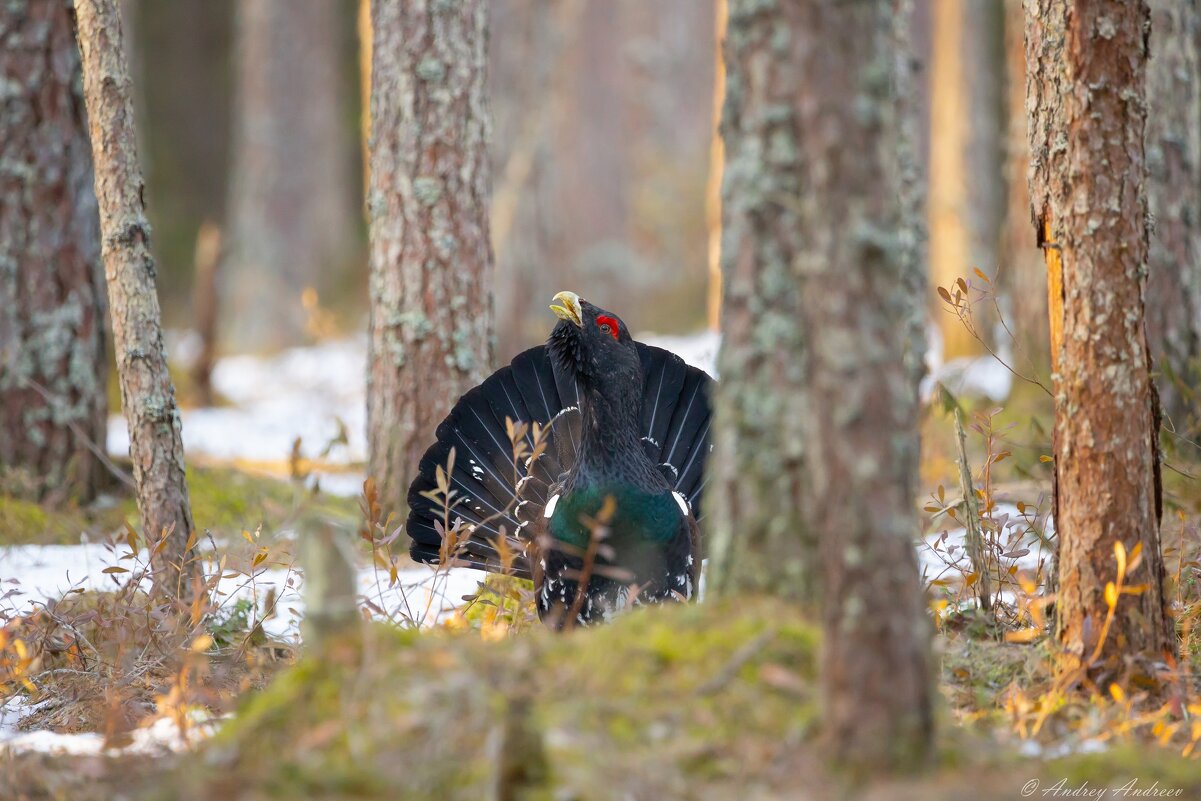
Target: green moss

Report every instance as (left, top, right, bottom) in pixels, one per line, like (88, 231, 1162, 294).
(0, 466, 357, 547)
(1046, 746, 1201, 793)
(0, 494, 132, 545)
(166, 599, 820, 800)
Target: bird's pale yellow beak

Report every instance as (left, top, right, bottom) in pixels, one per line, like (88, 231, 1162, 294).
(549, 291, 583, 327)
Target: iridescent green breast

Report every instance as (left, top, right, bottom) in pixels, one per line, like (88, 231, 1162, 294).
(547, 484, 683, 549)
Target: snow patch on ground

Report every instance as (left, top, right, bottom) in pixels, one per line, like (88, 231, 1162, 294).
(108, 338, 368, 472)
(918, 501, 1056, 580)
(109, 332, 721, 498)
(0, 542, 485, 643)
(922, 322, 1015, 402)
(0, 712, 221, 755)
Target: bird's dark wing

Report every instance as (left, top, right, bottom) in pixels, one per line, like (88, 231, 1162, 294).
(406, 346, 574, 577)
(635, 344, 714, 520)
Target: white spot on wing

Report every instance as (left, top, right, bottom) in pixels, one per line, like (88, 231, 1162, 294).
(672, 491, 690, 516)
(544, 494, 560, 518)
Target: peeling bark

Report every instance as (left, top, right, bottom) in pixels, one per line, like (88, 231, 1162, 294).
(1026, 0, 1173, 672)
(1146, 0, 1201, 439)
(76, 0, 197, 596)
(708, 0, 932, 768)
(366, 0, 494, 513)
(0, 0, 108, 503)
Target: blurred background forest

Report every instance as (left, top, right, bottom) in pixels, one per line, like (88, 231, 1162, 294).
(131, 0, 1037, 369)
(134, 0, 717, 359)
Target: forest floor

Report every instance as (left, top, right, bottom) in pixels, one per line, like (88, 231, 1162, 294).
(2, 334, 1200, 799)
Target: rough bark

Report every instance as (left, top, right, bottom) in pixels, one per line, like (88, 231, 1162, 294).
(1002, 0, 1050, 370)
(75, 0, 197, 596)
(1146, 0, 1201, 439)
(928, 0, 1005, 358)
(367, 0, 494, 513)
(0, 0, 108, 503)
(225, 0, 357, 350)
(709, 0, 932, 767)
(1026, 0, 1173, 672)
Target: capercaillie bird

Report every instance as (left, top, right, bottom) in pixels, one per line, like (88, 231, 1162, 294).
(405, 291, 714, 627)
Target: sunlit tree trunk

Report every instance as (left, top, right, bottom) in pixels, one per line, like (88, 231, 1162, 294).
(366, 0, 494, 512)
(76, 0, 197, 597)
(1026, 0, 1173, 674)
(225, 0, 357, 350)
(0, 0, 108, 504)
(1001, 0, 1049, 370)
(928, 0, 1004, 358)
(1146, 0, 1201, 439)
(708, 0, 932, 767)
(705, 0, 727, 332)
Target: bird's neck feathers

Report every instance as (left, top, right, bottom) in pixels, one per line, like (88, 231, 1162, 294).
(576, 374, 644, 468)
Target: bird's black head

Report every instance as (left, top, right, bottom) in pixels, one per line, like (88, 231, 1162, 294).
(547, 291, 641, 390)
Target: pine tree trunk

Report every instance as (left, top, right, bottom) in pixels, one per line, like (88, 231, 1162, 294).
(0, 0, 108, 504)
(709, 0, 932, 767)
(1001, 0, 1050, 370)
(1146, 0, 1201, 439)
(928, 0, 1005, 359)
(1026, 0, 1173, 673)
(76, 0, 197, 597)
(366, 0, 494, 513)
(225, 0, 357, 351)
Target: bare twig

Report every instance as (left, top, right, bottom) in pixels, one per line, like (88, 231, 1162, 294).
(954, 408, 992, 613)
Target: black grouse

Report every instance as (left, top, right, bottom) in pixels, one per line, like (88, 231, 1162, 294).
(405, 291, 713, 627)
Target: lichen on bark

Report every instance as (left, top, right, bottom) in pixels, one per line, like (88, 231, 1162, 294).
(708, 0, 932, 768)
(366, 0, 495, 513)
(0, 0, 108, 503)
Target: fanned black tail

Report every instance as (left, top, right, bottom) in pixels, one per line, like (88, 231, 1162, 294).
(405, 343, 713, 576)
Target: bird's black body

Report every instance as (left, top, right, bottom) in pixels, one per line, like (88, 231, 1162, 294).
(405, 294, 712, 626)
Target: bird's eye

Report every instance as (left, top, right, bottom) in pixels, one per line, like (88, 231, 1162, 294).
(595, 315, 620, 340)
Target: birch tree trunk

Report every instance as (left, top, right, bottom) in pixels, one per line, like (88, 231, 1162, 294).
(76, 0, 197, 597)
(1026, 0, 1173, 673)
(708, 0, 932, 767)
(367, 0, 494, 512)
(0, 0, 108, 504)
(225, 0, 357, 351)
(1146, 0, 1201, 440)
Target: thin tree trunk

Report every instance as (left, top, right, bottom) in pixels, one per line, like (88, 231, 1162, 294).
(1001, 0, 1050, 371)
(225, 0, 357, 351)
(709, 0, 932, 768)
(1026, 0, 1173, 674)
(367, 0, 494, 513)
(190, 221, 221, 408)
(76, 0, 197, 597)
(928, 0, 1005, 359)
(1146, 0, 1201, 440)
(705, 0, 727, 333)
(0, 0, 108, 504)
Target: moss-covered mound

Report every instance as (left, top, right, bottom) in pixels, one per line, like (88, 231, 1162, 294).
(170, 600, 819, 800)
(158, 600, 1201, 801)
